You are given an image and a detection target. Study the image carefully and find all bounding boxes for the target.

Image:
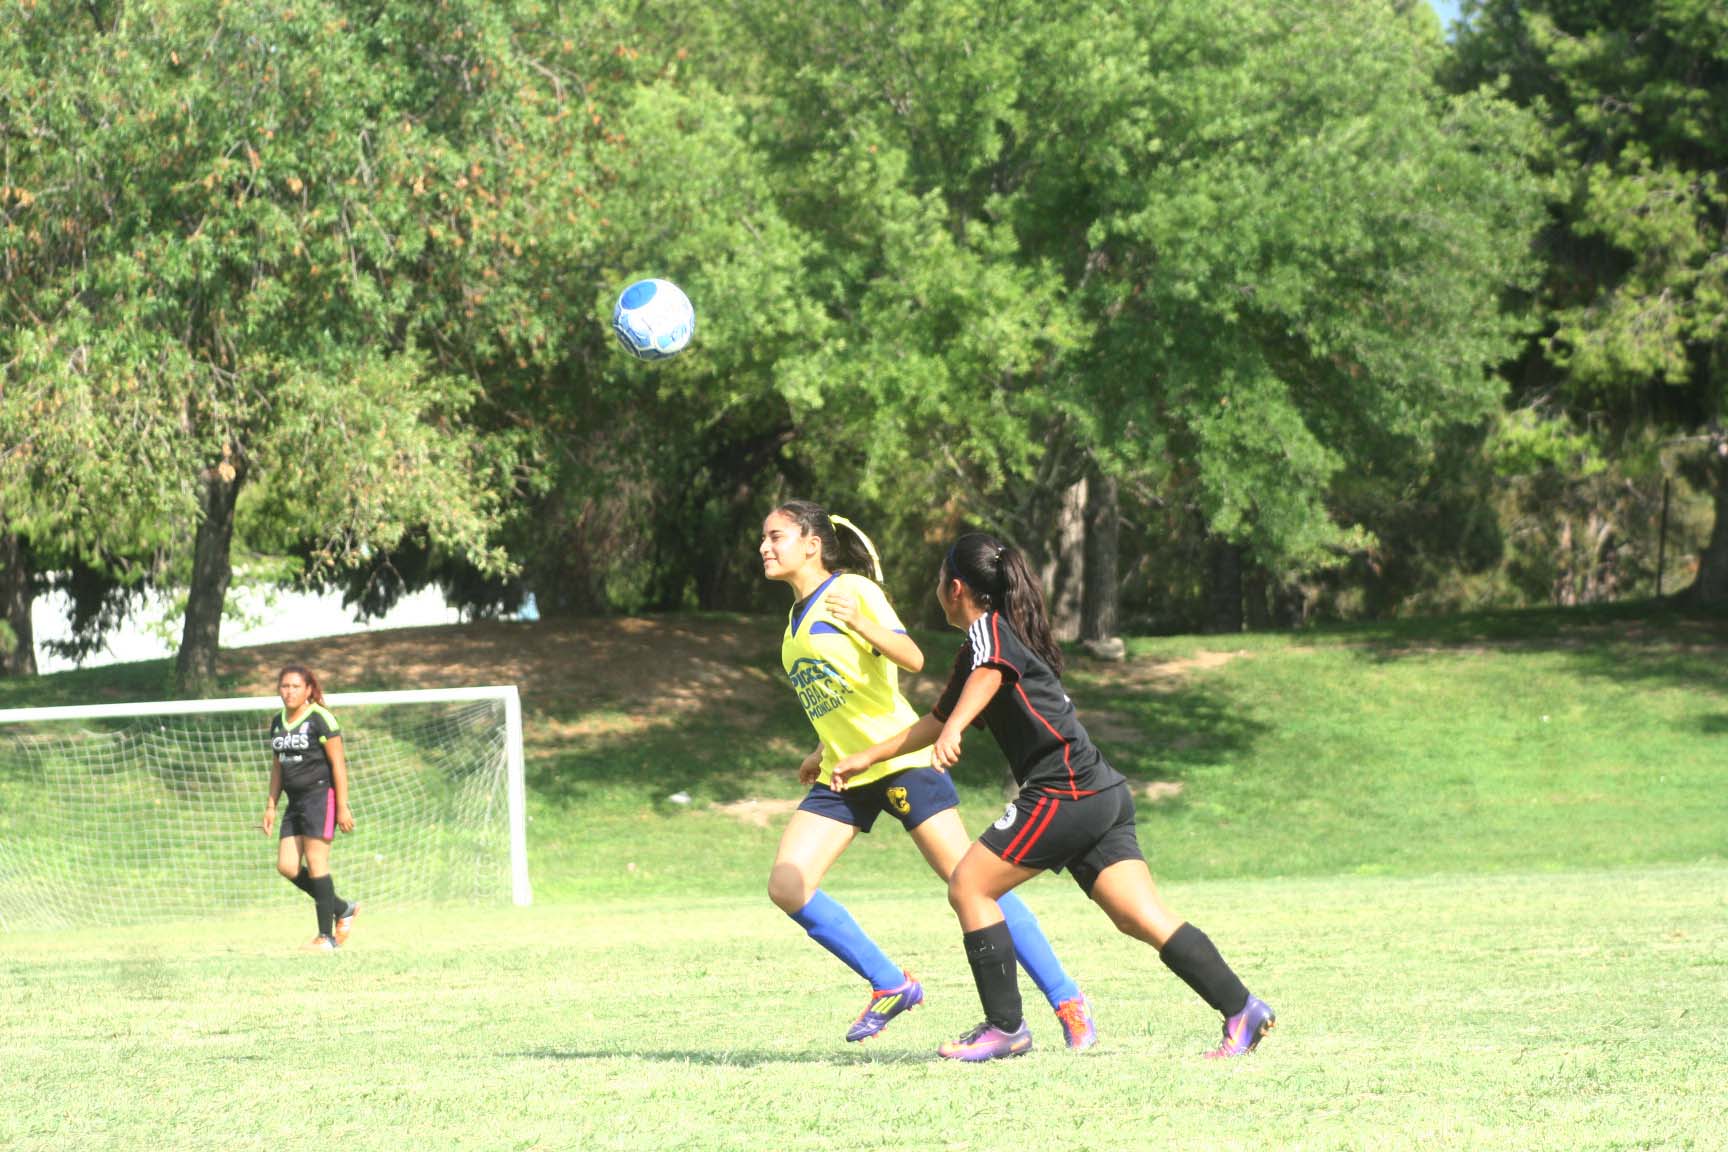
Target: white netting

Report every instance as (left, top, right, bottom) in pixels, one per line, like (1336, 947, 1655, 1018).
(0, 689, 527, 932)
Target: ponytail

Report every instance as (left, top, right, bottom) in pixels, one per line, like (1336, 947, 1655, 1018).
(943, 532, 1065, 675)
(774, 500, 886, 583)
(828, 515, 884, 583)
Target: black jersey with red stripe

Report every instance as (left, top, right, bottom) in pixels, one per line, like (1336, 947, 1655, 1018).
(932, 611, 1125, 798)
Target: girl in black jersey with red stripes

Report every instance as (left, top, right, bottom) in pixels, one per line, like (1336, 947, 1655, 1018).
(833, 532, 1275, 1061)
(259, 664, 358, 951)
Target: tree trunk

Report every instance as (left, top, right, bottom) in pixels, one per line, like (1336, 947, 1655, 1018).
(1207, 537, 1244, 634)
(1553, 517, 1576, 606)
(1692, 440, 1728, 604)
(1080, 468, 1120, 647)
(1272, 579, 1307, 628)
(0, 530, 37, 677)
(1243, 567, 1271, 631)
(175, 456, 247, 697)
(1044, 475, 1086, 643)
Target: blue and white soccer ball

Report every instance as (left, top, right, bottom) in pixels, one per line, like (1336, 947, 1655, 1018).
(611, 278, 695, 361)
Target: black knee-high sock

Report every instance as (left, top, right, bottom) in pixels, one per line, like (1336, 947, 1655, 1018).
(963, 921, 1023, 1031)
(292, 868, 346, 914)
(1159, 922, 1250, 1017)
(308, 874, 338, 939)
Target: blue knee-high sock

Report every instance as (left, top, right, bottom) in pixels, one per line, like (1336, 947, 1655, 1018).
(790, 891, 905, 991)
(998, 891, 1080, 1008)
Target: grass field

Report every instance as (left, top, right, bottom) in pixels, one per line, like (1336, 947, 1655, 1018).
(1, 603, 1725, 1150)
(2, 867, 1723, 1151)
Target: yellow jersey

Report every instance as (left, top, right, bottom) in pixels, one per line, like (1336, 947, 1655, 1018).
(782, 572, 928, 789)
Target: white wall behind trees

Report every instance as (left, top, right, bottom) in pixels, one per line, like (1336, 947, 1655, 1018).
(30, 586, 466, 674)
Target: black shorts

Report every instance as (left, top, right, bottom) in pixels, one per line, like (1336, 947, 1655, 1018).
(279, 786, 335, 841)
(797, 767, 961, 833)
(978, 781, 1143, 894)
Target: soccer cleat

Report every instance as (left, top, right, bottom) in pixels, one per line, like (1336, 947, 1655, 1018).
(937, 1020, 1034, 1062)
(303, 934, 338, 952)
(1205, 994, 1275, 1058)
(334, 902, 358, 947)
(1053, 993, 1097, 1051)
(844, 972, 924, 1042)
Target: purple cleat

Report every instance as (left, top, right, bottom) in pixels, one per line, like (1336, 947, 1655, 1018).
(845, 971, 923, 1042)
(1205, 994, 1275, 1058)
(938, 1020, 1034, 1062)
(1053, 993, 1097, 1051)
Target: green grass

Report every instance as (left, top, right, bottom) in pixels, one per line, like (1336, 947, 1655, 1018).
(521, 603, 1728, 899)
(2, 866, 1722, 1151)
(2, 602, 1726, 1149)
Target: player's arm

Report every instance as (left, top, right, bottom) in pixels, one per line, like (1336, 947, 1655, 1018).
(847, 615, 924, 674)
(261, 757, 282, 834)
(822, 587, 924, 673)
(327, 734, 354, 834)
(830, 713, 945, 790)
(798, 744, 824, 786)
(931, 666, 1004, 769)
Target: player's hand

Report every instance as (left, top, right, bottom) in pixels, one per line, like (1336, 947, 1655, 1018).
(336, 804, 355, 834)
(830, 752, 873, 791)
(822, 589, 860, 626)
(260, 804, 274, 834)
(931, 724, 964, 770)
(797, 748, 823, 786)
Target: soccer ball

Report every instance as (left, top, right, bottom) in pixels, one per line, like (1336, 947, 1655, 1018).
(611, 278, 695, 361)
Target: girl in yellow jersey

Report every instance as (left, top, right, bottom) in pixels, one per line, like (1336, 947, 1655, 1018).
(761, 500, 1095, 1047)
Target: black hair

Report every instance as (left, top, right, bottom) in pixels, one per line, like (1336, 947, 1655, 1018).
(942, 531, 1064, 675)
(773, 499, 883, 582)
(277, 663, 327, 706)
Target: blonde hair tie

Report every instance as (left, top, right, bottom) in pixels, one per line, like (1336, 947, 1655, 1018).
(829, 514, 884, 583)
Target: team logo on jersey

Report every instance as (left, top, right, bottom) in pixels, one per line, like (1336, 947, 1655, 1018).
(272, 730, 311, 753)
(886, 786, 910, 815)
(994, 802, 1018, 831)
(788, 657, 850, 720)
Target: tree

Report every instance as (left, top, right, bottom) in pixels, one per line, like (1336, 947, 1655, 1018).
(4, 0, 634, 691)
(709, 0, 1545, 630)
(1450, 0, 1728, 602)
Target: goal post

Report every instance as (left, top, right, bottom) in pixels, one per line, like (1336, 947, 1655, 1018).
(0, 685, 531, 932)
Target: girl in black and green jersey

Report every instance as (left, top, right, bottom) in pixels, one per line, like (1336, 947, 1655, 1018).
(260, 664, 358, 951)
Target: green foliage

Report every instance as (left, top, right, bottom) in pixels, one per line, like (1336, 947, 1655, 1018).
(0, 0, 649, 649)
(1487, 405, 1607, 478)
(1452, 3, 1726, 407)
(695, 0, 1545, 580)
(1448, 0, 1728, 603)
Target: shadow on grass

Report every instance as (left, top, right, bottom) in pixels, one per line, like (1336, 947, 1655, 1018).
(1062, 662, 1270, 790)
(1308, 600, 1728, 700)
(512, 1047, 924, 1067)
(526, 626, 1275, 810)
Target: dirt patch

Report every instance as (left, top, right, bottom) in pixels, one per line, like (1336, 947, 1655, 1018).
(713, 797, 802, 827)
(1149, 649, 1242, 676)
(1107, 648, 1246, 692)
(1076, 708, 1142, 745)
(219, 615, 789, 723)
(1137, 780, 1185, 804)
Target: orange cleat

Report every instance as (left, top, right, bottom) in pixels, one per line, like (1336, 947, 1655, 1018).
(334, 902, 359, 947)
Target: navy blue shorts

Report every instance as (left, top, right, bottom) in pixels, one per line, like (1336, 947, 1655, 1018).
(798, 767, 960, 833)
(978, 781, 1143, 894)
(279, 786, 335, 841)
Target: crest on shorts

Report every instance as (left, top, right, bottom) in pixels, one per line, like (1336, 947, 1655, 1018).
(886, 786, 910, 815)
(993, 802, 1018, 831)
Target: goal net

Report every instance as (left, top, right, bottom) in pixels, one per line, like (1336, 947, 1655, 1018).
(0, 686, 530, 932)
